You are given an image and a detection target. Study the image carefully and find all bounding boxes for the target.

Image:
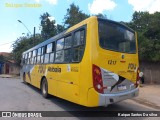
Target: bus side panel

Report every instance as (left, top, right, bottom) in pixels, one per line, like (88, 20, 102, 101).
(79, 62, 92, 106)
(22, 65, 34, 84)
(87, 88, 100, 107)
(57, 82, 79, 103)
(30, 65, 39, 87)
(25, 72, 31, 84)
(47, 65, 58, 96)
(79, 18, 99, 107)
(56, 64, 80, 104)
(87, 18, 99, 107)
(28, 64, 46, 89)
(48, 79, 58, 96)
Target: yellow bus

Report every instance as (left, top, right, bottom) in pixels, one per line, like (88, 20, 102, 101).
(21, 16, 139, 107)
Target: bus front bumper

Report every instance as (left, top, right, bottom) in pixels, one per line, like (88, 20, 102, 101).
(99, 87, 139, 106)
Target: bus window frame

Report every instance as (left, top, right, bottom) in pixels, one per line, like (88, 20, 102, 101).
(71, 28, 86, 63)
(48, 42, 56, 63)
(63, 34, 72, 63)
(32, 49, 37, 65)
(25, 53, 29, 65)
(98, 18, 137, 54)
(38, 48, 42, 56)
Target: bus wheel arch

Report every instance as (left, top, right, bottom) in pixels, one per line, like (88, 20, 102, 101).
(40, 76, 49, 98)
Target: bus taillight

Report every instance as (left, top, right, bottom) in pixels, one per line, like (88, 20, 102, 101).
(135, 67, 140, 88)
(92, 64, 104, 94)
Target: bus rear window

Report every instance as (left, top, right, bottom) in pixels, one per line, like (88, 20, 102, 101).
(98, 20, 136, 53)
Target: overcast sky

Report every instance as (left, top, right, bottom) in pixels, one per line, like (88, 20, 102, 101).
(0, 0, 160, 52)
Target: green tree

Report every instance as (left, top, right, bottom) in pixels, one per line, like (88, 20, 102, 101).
(128, 11, 160, 62)
(56, 24, 65, 34)
(12, 34, 43, 65)
(40, 12, 57, 40)
(64, 3, 90, 28)
(0, 55, 5, 63)
(40, 12, 65, 40)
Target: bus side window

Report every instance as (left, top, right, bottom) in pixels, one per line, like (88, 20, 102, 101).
(42, 47, 45, 54)
(21, 54, 25, 65)
(46, 43, 52, 53)
(44, 43, 53, 63)
(64, 35, 72, 63)
(37, 48, 41, 64)
(28, 51, 32, 64)
(49, 42, 55, 63)
(22, 54, 25, 59)
(56, 38, 64, 51)
(25, 53, 29, 64)
(55, 38, 64, 63)
(33, 50, 37, 64)
(41, 47, 45, 63)
(49, 53, 54, 63)
(44, 54, 49, 63)
(72, 30, 85, 62)
(64, 36, 72, 49)
(41, 55, 44, 63)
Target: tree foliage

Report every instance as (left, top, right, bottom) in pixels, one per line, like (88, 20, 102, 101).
(64, 3, 90, 28)
(128, 11, 160, 62)
(0, 55, 6, 63)
(40, 12, 65, 40)
(12, 34, 43, 65)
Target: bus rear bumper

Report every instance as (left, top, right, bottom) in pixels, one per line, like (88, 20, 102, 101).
(99, 88, 139, 106)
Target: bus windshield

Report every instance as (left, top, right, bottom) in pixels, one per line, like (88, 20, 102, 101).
(98, 20, 136, 53)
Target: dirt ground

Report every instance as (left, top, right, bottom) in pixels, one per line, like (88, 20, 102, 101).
(133, 84, 160, 110)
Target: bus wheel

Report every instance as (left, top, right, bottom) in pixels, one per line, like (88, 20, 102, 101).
(41, 78, 49, 98)
(23, 73, 27, 84)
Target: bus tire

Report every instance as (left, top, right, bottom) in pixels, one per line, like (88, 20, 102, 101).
(41, 78, 49, 98)
(23, 73, 27, 84)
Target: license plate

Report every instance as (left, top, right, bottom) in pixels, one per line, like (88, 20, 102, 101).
(117, 85, 126, 91)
